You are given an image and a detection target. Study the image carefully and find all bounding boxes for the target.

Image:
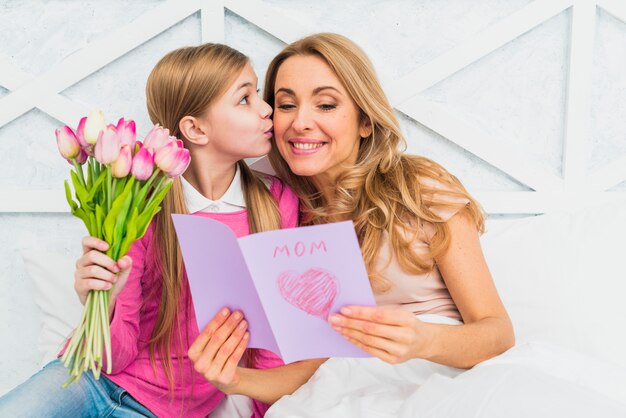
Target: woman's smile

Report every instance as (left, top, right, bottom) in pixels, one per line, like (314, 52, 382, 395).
(288, 137, 328, 155)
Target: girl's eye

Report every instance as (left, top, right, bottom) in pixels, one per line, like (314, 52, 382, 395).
(239, 96, 249, 105)
(319, 104, 336, 111)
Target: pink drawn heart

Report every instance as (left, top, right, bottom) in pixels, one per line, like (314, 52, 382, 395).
(277, 268, 340, 320)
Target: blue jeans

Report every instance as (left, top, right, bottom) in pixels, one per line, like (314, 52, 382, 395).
(0, 359, 157, 418)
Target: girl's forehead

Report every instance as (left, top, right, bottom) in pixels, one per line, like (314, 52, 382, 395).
(224, 64, 257, 94)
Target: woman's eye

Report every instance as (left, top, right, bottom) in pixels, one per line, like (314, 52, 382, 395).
(319, 104, 336, 111)
(239, 96, 249, 105)
(277, 103, 296, 110)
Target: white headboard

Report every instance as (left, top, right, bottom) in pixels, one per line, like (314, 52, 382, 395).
(1, 0, 624, 214)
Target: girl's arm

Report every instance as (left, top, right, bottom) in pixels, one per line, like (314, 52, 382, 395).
(74, 236, 131, 314)
(236, 358, 327, 404)
(73, 235, 145, 374)
(188, 309, 326, 404)
(329, 208, 515, 369)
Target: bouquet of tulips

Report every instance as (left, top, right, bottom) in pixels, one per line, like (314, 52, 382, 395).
(55, 111, 190, 386)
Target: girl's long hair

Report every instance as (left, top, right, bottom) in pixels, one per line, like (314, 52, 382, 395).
(264, 33, 485, 290)
(145, 43, 281, 391)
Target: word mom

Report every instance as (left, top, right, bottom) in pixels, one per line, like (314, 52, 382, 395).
(273, 240, 327, 258)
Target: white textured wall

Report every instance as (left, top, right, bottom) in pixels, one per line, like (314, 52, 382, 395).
(1, 0, 625, 394)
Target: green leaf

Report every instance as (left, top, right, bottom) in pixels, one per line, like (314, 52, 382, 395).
(71, 170, 94, 212)
(73, 207, 93, 235)
(112, 191, 133, 259)
(88, 211, 97, 238)
(102, 177, 135, 255)
(118, 207, 138, 258)
(114, 177, 127, 198)
(87, 160, 94, 190)
(136, 206, 160, 240)
(64, 180, 78, 212)
(136, 182, 172, 236)
(86, 170, 106, 202)
(95, 204, 105, 240)
(132, 181, 151, 210)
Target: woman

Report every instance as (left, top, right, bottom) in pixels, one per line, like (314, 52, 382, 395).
(264, 32, 515, 369)
(256, 33, 626, 418)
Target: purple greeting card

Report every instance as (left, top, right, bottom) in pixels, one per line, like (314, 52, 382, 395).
(171, 215, 376, 363)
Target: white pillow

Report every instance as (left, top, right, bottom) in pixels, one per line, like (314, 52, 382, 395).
(21, 249, 83, 367)
(481, 201, 626, 369)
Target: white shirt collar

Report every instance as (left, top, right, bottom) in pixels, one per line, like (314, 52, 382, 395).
(180, 165, 247, 213)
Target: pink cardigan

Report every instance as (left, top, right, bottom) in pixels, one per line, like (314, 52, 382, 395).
(61, 177, 299, 418)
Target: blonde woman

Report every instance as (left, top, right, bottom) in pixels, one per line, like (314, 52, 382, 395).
(0, 44, 322, 418)
(264, 32, 514, 371)
(258, 34, 626, 418)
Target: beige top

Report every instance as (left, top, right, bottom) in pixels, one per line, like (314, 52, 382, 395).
(373, 182, 470, 322)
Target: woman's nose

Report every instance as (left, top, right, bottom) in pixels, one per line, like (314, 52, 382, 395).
(292, 107, 313, 132)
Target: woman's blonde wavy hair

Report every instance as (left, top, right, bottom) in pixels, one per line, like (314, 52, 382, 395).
(264, 33, 485, 290)
(145, 43, 281, 391)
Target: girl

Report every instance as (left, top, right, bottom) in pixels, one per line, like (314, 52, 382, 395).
(0, 43, 323, 418)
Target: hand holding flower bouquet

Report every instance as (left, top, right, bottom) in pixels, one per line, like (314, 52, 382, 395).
(55, 111, 190, 386)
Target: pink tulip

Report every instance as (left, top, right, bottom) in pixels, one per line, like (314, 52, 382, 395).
(110, 145, 132, 178)
(55, 126, 80, 160)
(75, 117, 88, 148)
(167, 148, 191, 178)
(84, 111, 106, 145)
(94, 127, 121, 165)
(131, 146, 154, 181)
(154, 141, 179, 172)
(75, 117, 95, 157)
(155, 141, 190, 177)
(143, 125, 172, 152)
(75, 148, 88, 165)
(115, 118, 137, 148)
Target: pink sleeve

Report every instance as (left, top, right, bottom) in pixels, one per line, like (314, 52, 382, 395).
(269, 176, 300, 229)
(105, 225, 153, 374)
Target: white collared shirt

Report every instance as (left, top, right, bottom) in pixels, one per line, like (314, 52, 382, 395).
(180, 165, 247, 213)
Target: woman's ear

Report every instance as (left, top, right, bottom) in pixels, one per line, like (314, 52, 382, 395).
(359, 116, 373, 139)
(179, 116, 210, 146)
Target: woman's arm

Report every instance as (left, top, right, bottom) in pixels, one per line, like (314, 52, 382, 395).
(329, 208, 515, 369)
(424, 207, 514, 367)
(189, 309, 326, 404)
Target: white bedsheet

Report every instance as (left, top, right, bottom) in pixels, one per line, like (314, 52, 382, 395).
(266, 315, 626, 418)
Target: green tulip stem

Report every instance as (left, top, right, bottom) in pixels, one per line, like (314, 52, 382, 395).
(101, 290, 112, 374)
(112, 178, 118, 200)
(142, 171, 165, 212)
(145, 169, 160, 191)
(94, 159, 101, 180)
(106, 167, 112, 212)
(72, 159, 86, 189)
